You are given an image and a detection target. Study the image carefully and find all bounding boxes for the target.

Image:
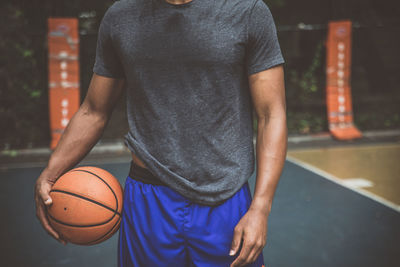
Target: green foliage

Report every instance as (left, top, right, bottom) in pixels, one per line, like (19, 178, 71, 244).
(0, 1, 115, 148)
(283, 38, 327, 134)
(288, 40, 324, 102)
(354, 102, 400, 130)
(0, 4, 48, 147)
(2, 0, 399, 148)
(287, 111, 325, 134)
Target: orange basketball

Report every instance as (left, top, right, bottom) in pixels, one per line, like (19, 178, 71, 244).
(47, 166, 123, 245)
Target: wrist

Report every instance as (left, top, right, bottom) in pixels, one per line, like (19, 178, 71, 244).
(249, 196, 273, 215)
(41, 166, 62, 182)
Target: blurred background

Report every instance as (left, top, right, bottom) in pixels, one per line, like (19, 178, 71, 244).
(1, 0, 399, 148)
(0, 0, 399, 267)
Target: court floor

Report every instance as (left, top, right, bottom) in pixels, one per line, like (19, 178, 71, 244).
(0, 153, 399, 267)
(288, 143, 400, 210)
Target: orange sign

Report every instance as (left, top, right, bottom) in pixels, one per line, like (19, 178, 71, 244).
(48, 18, 80, 149)
(326, 20, 362, 140)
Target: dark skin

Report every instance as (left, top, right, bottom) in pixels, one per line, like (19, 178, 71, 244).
(162, 0, 286, 262)
(230, 64, 287, 267)
(34, 74, 125, 244)
(35, 65, 286, 265)
(36, 0, 287, 264)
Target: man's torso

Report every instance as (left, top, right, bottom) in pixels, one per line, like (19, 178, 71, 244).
(95, 0, 261, 204)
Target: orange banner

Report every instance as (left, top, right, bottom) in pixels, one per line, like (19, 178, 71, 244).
(326, 20, 362, 140)
(48, 18, 80, 149)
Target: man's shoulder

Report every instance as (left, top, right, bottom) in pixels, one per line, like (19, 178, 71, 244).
(231, 0, 257, 7)
(228, 0, 258, 7)
(102, 0, 142, 24)
(106, 0, 141, 18)
(218, 0, 259, 16)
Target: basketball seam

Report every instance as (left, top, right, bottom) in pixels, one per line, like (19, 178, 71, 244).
(48, 210, 119, 228)
(84, 216, 122, 246)
(77, 168, 123, 245)
(71, 169, 119, 214)
(49, 169, 121, 245)
(52, 168, 122, 245)
(49, 189, 121, 216)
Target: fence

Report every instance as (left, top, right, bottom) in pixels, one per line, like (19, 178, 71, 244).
(1, 19, 399, 148)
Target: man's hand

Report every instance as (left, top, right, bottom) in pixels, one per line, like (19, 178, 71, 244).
(230, 207, 269, 267)
(229, 65, 287, 266)
(34, 170, 67, 245)
(33, 74, 124, 244)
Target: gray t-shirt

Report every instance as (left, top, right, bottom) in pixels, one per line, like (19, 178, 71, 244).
(93, 0, 284, 205)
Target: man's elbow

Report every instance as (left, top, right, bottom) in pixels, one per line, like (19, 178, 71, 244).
(256, 104, 286, 123)
(78, 101, 110, 126)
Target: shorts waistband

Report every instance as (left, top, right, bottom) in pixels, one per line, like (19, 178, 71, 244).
(128, 161, 166, 186)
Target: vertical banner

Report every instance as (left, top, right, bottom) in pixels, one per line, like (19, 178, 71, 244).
(48, 18, 80, 149)
(326, 20, 362, 140)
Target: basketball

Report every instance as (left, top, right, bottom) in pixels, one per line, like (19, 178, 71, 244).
(47, 166, 124, 245)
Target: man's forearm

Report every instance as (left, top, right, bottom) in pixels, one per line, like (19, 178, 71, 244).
(249, 113, 287, 214)
(43, 104, 109, 179)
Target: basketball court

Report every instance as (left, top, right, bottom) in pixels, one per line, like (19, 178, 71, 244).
(1, 4, 399, 266)
(1, 136, 399, 267)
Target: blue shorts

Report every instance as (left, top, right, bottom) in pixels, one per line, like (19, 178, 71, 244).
(118, 174, 265, 267)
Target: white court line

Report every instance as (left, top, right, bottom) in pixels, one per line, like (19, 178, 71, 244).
(342, 178, 374, 188)
(286, 156, 400, 213)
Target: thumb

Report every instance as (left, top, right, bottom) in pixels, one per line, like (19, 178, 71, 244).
(44, 197, 52, 205)
(40, 188, 53, 206)
(230, 227, 243, 256)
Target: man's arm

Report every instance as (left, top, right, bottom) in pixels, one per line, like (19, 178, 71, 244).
(230, 65, 287, 267)
(34, 74, 125, 244)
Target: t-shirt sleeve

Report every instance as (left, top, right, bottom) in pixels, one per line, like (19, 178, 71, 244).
(245, 0, 285, 76)
(93, 8, 125, 79)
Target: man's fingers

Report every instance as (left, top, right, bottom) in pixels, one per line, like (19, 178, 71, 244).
(38, 183, 53, 206)
(35, 200, 67, 245)
(44, 198, 52, 205)
(230, 237, 254, 267)
(229, 226, 243, 256)
(36, 202, 58, 238)
(34, 177, 67, 245)
(247, 243, 264, 264)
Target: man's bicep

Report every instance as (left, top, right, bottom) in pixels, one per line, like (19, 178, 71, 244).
(83, 73, 125, 116)
(248, 65, 286, 120)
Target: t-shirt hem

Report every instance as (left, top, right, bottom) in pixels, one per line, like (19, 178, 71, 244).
(93, 65, 125, 79)
(124, 135, 254, 206)
(247, 56, 285, 76)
